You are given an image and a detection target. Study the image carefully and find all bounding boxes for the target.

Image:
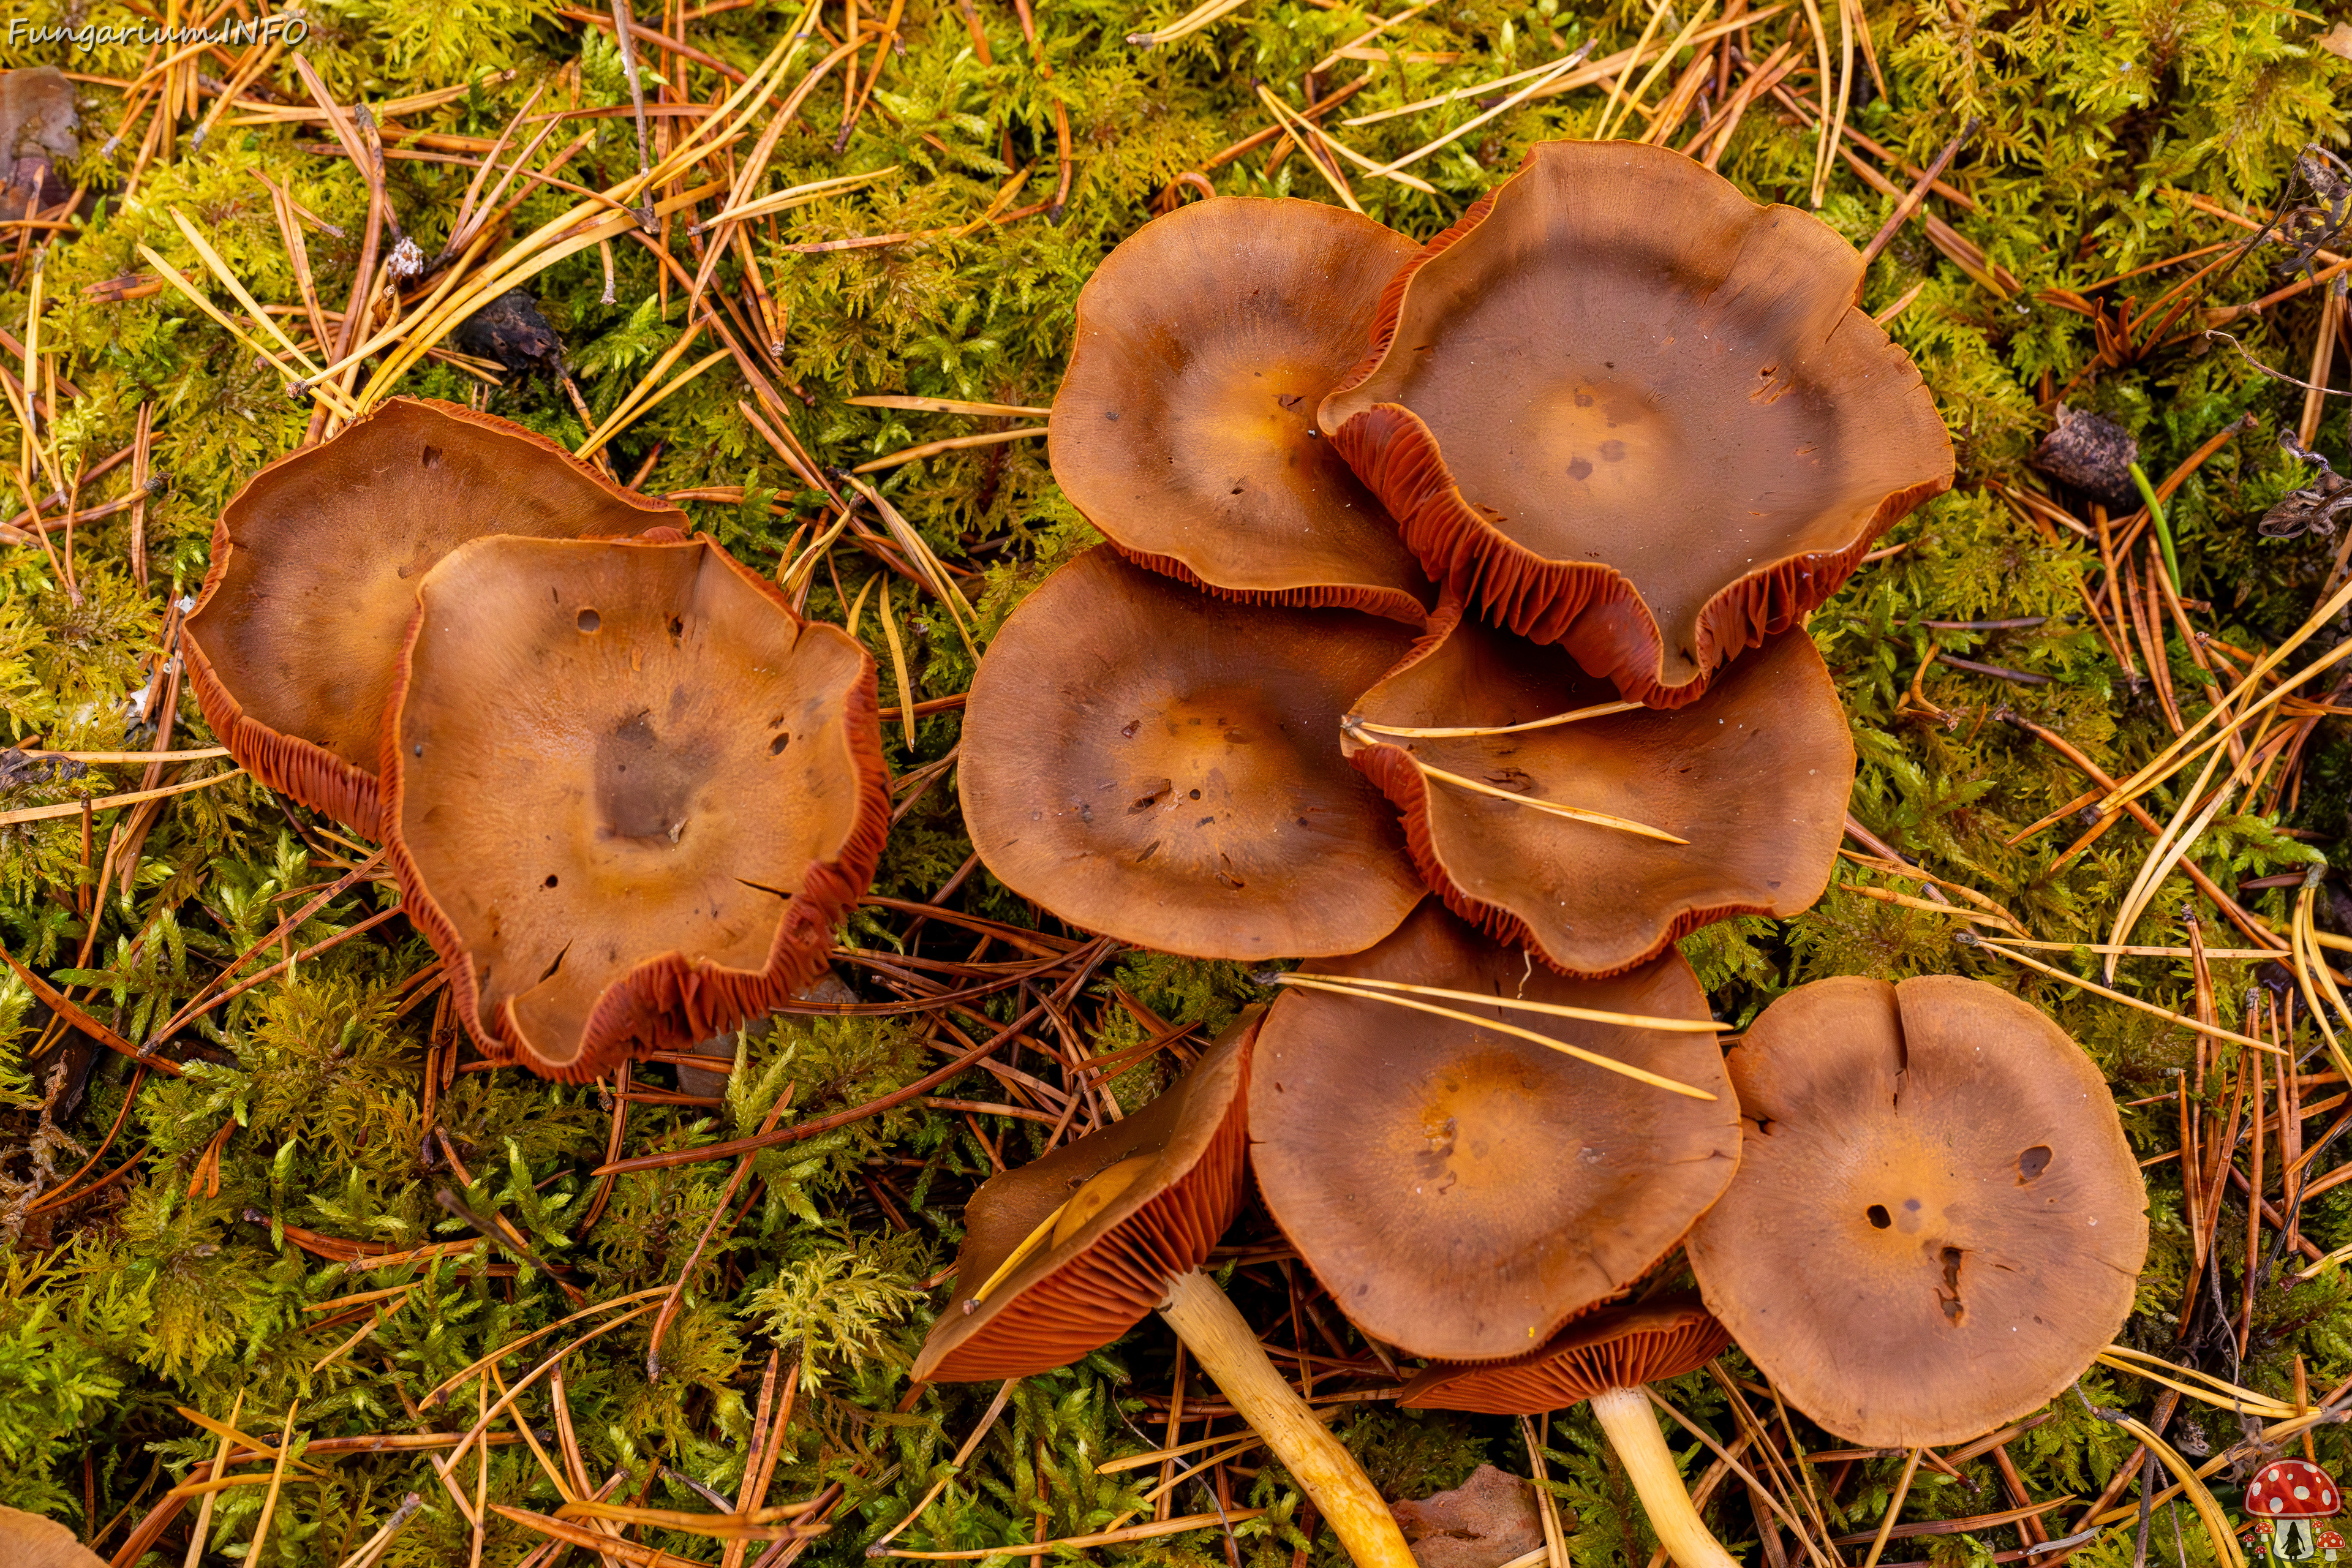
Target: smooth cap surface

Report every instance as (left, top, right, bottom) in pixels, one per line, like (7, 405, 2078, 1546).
(913, 1015, 1256, 1381)
(0, 1506, 104, 1568)
(1684, 974, 2149, 1447)
(1249, 903, 1739, 1362)
(183, 398, 679, 835)
(1346, 604, 1850, 976)
(383, 532, 888, 1081)
(1320, 141, 1953, 706)
(1050, 197, 1430, 622)
(959, 545, 1425, 959)
(1399, 1295, 1731, 1413)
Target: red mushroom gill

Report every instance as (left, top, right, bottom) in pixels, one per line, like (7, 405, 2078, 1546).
(1319, 140, 1953, 707)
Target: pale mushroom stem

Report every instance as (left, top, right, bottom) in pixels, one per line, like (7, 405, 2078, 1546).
(1587, 1386, 1739, 1568)
(1156, 1269, 1417, 1568)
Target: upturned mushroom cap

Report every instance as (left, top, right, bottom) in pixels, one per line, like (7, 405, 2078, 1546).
(1683, 975, 2149, 1447)
(183, 398, 679, 836)
(1399, 1295, 1731, 1414)
(959, 546, 1426, 959)
(1248, 903, 1740, 1362)
(913, 1016, 1256, 1382)
(1049, 198, 1431, 623)
(1344, 601, 1850, 977)
(1318, 141, 1953, 707)
(381, 532, 888, 1082)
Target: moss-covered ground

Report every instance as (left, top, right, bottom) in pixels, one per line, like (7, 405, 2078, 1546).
(3, 0, 2351, 1561)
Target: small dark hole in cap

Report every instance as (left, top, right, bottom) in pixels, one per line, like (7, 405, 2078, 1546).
(1866, 1204, 1892, 1229)
(769, 733, 791, 756)
(2018, 1145, 2052, 1181)
(543, 874, 559, 888)
(578, 608, 601, 632)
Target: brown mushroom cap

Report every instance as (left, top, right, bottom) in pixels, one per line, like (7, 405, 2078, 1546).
(959, 545, 1426, 959)
(1318, 141, 1953, 708)
(913, 1015, 1256, 1382)
(1683, 974, 2149, 1447)
(1248, 903, 1740, 1362)
(380, 532, 888, 1082)
(1399, 1294, 1731, 1414)
(1345, 600, 1850, 977)
(1049, 198, 1431, 623)
(183, 398, 679, 837)
(0, 1505, 105, 1568)
(0, 68, 78, 220)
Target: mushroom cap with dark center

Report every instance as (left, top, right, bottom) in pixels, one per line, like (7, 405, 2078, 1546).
(1248, 903, 1740, 1362)
(382, 532, 888, 1082)
(1050, 198, 1431, 623)
(1318, 141, 1953, 708)
(183, 398, 679, 836)
(913, 1016, 1256, 1382)
(959, 546, 1426, 959)
(1398, 1295, 1730, 1414)
(1344, 600, 1850, 976)
(1683, 974, 2149, 1447)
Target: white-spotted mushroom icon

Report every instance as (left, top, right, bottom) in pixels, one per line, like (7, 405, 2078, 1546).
(2244, 1459, 2345, 1563)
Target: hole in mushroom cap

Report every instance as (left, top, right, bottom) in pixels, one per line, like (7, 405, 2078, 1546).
(2018, 1145, 2052, 1181)
(1866, 1204, 1892, 1229)
(543, 874, 558, 888)
(769, 732, 791, 756)
(577, 608, 601, 633)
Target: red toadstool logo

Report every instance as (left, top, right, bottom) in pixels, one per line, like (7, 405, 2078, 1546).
(2241, 1460, 2345, 1562)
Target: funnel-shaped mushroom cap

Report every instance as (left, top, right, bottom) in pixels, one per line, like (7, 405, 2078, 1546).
(913, 1016, 1256, 1382)
(1684, 975, 2148, 1447)
(382, 532, 888, 1082)
(1050, 198, 1431, 623)
(1248, 904, 1738, 1362)
(960, 546, 1425, 959)
(1319, 141, 1953, 707)
(1400, 1295, 1730, 1414)
(183, 398, 680, 837)
(1344, 602, 1850, 977)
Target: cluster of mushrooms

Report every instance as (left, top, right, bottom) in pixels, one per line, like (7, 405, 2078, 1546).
(180, 398, 891, 1080)
(918, 142, 2153, 1567)
(174, 139, 2157, 1568)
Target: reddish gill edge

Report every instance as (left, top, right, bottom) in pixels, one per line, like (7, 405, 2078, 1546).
(1348, 742, 1752, 981)
(181, 625, 384, 839)
(1101, 536, 1431, 626)
(923, 1055, 1251, 1381)
(1401, 1313, 1731, 1412)
(378, 532, 892, 1085)
(1321, 187, 1501, 411)
(1333, 402, 1949, 709)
